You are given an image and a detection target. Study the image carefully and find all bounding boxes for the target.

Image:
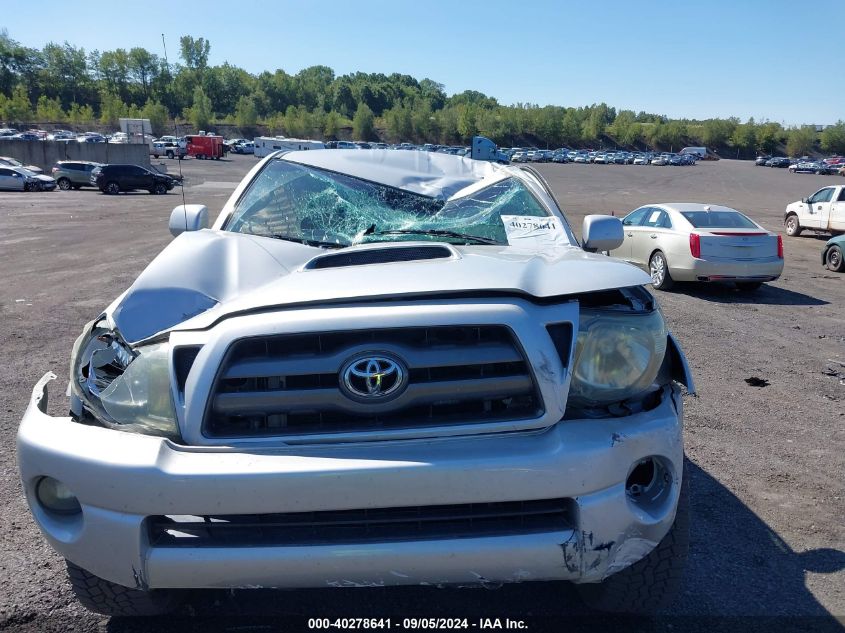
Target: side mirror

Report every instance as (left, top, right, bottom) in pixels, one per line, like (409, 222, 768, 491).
(582, 215, 623, 253)
(169, 204, 209, 237)
(801, 197, 809, 204)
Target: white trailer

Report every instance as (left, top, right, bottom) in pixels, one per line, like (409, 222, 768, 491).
(253, 136, 326, 158)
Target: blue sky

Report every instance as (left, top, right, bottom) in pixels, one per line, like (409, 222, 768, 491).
(4, 0, 843, 126)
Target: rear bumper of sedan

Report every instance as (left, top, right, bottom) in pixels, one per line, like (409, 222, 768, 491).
(670, 257, 783, 282)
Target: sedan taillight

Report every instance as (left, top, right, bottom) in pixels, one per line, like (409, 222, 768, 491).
(689, 233, 701, 258)
(777, 235, 784, 259)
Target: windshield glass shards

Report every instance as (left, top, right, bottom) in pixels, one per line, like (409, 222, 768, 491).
(225, 159, 557, 248)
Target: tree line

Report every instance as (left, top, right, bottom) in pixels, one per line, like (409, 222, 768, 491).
(1, 30, 844, 157)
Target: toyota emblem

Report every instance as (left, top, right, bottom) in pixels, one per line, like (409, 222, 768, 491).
(340, 354, 408, 402)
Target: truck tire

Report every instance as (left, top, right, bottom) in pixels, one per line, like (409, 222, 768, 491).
(66, 561, 181, 617)
(577, 468, 689, 615)
(826, 245, 844, 272)
(785, 214, 802, 237)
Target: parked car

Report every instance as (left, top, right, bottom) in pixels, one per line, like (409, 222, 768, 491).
(821, 234, 845, 272)
(50, 161, 103, 190)
(152, 140, 186, 159)
(651, 156, 668, 166)
(769, 157, 790, 168)
(18, 145, 694, 618)
(789, 161, 833, 175)
(611, 203, 784, 291)
(755, 155, 772, 166)
(10, 132, 41, 141)
(230, 141, 254, 154)
(0, 165, 56, 191)
(783, 185, 845, 237)
(0, 156, 43, 174)
(91, 164, 178, 194)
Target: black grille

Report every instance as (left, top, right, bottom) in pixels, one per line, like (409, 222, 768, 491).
(306, 246, 453, 269)
(147, 498, 575, 548)
(204, 325, 543, 438)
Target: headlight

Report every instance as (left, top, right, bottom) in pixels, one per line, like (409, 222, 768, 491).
(568, 308, 668, 407)
(71, 322, 179, 439)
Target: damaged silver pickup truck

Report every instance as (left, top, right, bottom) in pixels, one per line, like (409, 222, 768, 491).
(18, 147, 694, 616)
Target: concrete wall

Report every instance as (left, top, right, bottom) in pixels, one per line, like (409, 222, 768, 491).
(0, 141, 151, 172)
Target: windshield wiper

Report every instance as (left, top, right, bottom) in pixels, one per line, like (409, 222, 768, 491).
(269, 235, 346, 249)
(364, 228, 500, 245)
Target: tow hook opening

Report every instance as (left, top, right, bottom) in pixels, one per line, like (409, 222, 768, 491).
(626, 456, 673, 516)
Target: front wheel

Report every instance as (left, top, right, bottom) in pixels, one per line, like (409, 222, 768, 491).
(153, 182, 167, 195)
(66, 561, 181, 617)
(577, 467, 689, 614)
(826, 245, 844, 272)
(649, 251, 674, 290)
(58, 177, 72, 191)
(785, 215, 802, 237)
(105, 181, 120, 195)
(166, 151, 174, 159)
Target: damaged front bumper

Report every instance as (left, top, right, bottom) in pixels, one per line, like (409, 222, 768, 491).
(18, 373, 684, 591)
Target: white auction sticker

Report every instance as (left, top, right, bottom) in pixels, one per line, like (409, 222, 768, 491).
(501, 215, 568, 247)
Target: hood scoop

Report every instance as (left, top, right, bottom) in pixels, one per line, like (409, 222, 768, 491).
(305, 244, 456, 270)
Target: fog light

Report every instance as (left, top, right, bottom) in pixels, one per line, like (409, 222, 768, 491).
(35, 476, 81, 515)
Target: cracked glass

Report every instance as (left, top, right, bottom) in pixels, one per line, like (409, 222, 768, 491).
(225, 159, 554, 247)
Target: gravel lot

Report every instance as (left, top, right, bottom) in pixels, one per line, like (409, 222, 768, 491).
(0, 155, 842, 633)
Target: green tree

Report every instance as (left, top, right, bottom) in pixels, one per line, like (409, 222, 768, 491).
(67, 102, 94, 124)
(179, 36, 210, 71)
(352, 103, 375, 140)
(700, 118, 736, 149)
(820, 121, 845, 155)
(2, 83, 32, 121)
(98, 89, 126, 125)
(184, 86, 213, 130)
(234, 95, 258, 129)
(141, 99, 169, 136)
(323, 110, 341, 139)
(35, 95, 64, 121)
(128, 47, 160, 100)
(755, 122, 784, 154)
(730, 122, 756, 155)
(786, 125, 817, 157)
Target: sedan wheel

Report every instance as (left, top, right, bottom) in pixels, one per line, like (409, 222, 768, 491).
(649, 251, 674, 290)
(785, 215, 802, 237)
(826, 246, 844, 272)
(153, 182, 167, 195)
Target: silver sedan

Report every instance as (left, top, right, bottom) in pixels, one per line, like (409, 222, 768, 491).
(610, 203, 784, 291)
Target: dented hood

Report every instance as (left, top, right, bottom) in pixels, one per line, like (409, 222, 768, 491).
(109, 229, 651, 344)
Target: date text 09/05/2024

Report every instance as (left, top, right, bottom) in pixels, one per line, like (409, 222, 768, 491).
(308, 618, 528, 630)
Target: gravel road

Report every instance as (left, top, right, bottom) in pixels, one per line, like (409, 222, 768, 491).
(0, 155, 842, 633)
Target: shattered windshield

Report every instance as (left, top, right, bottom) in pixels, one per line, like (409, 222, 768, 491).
(225, 159, 557, 247)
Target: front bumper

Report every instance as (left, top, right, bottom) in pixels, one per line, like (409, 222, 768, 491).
(19, 373, 684, 591)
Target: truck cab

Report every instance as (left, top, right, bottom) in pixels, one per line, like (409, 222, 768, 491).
(784, 185, 845, 236)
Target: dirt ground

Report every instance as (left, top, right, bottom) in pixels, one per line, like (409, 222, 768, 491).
(0, 155, 842, 633)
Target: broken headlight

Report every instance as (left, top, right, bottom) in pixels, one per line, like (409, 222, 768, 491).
(70, 322, 179, 439)
(568, 308, 668, 408)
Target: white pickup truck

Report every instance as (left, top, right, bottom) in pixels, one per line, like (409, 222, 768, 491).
(784, 185, 845, 236)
